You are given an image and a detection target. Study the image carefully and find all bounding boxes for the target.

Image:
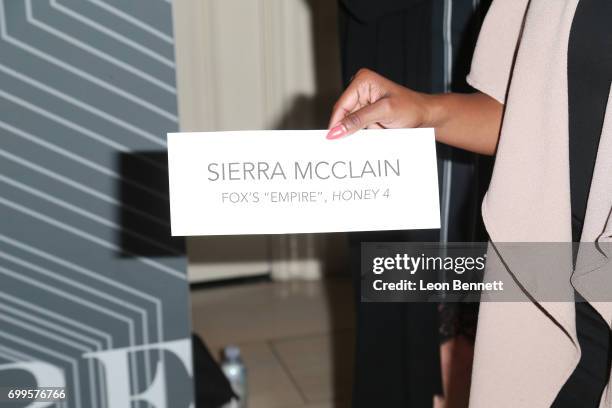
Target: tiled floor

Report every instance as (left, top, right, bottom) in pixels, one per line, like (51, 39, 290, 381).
(191, 279, 355, 408)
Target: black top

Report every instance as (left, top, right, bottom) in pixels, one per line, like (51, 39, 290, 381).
(568, 0, 612, 242)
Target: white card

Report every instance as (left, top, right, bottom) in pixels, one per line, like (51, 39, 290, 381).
(167, 129, 440, 236)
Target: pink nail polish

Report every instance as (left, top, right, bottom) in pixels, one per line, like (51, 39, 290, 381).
(326, 124, 347, 140)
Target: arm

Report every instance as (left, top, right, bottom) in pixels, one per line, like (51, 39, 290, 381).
(327, 69, 503, 156)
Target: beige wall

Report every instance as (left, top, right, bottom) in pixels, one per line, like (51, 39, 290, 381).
(172, 0, 347, 282)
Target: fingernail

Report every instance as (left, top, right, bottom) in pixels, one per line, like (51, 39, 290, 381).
(326, 124, 347, 140)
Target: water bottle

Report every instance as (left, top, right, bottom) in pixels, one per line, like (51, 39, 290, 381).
(221, 345, 247, 408)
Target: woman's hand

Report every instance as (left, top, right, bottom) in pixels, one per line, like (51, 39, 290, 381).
(326, 68, 504, 156)
(327, 68, 433, 139)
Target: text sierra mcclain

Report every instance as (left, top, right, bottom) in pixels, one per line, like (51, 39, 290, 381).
(207, 159, 401, 181)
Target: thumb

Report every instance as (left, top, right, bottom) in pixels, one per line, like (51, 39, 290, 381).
(327, 100, 389, 140)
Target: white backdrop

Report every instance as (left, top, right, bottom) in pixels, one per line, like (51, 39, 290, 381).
(172, 0, 347, 282)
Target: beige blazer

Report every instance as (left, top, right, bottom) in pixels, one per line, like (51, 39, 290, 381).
(466, 0, 612, 406)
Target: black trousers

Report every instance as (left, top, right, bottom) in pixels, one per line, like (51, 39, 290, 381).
(552, 294, 612, 407)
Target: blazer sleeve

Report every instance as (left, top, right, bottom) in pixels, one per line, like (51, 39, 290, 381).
(466, 0, 530, 104)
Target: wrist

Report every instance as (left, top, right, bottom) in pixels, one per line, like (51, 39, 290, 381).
(421, 93, 448, 129)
